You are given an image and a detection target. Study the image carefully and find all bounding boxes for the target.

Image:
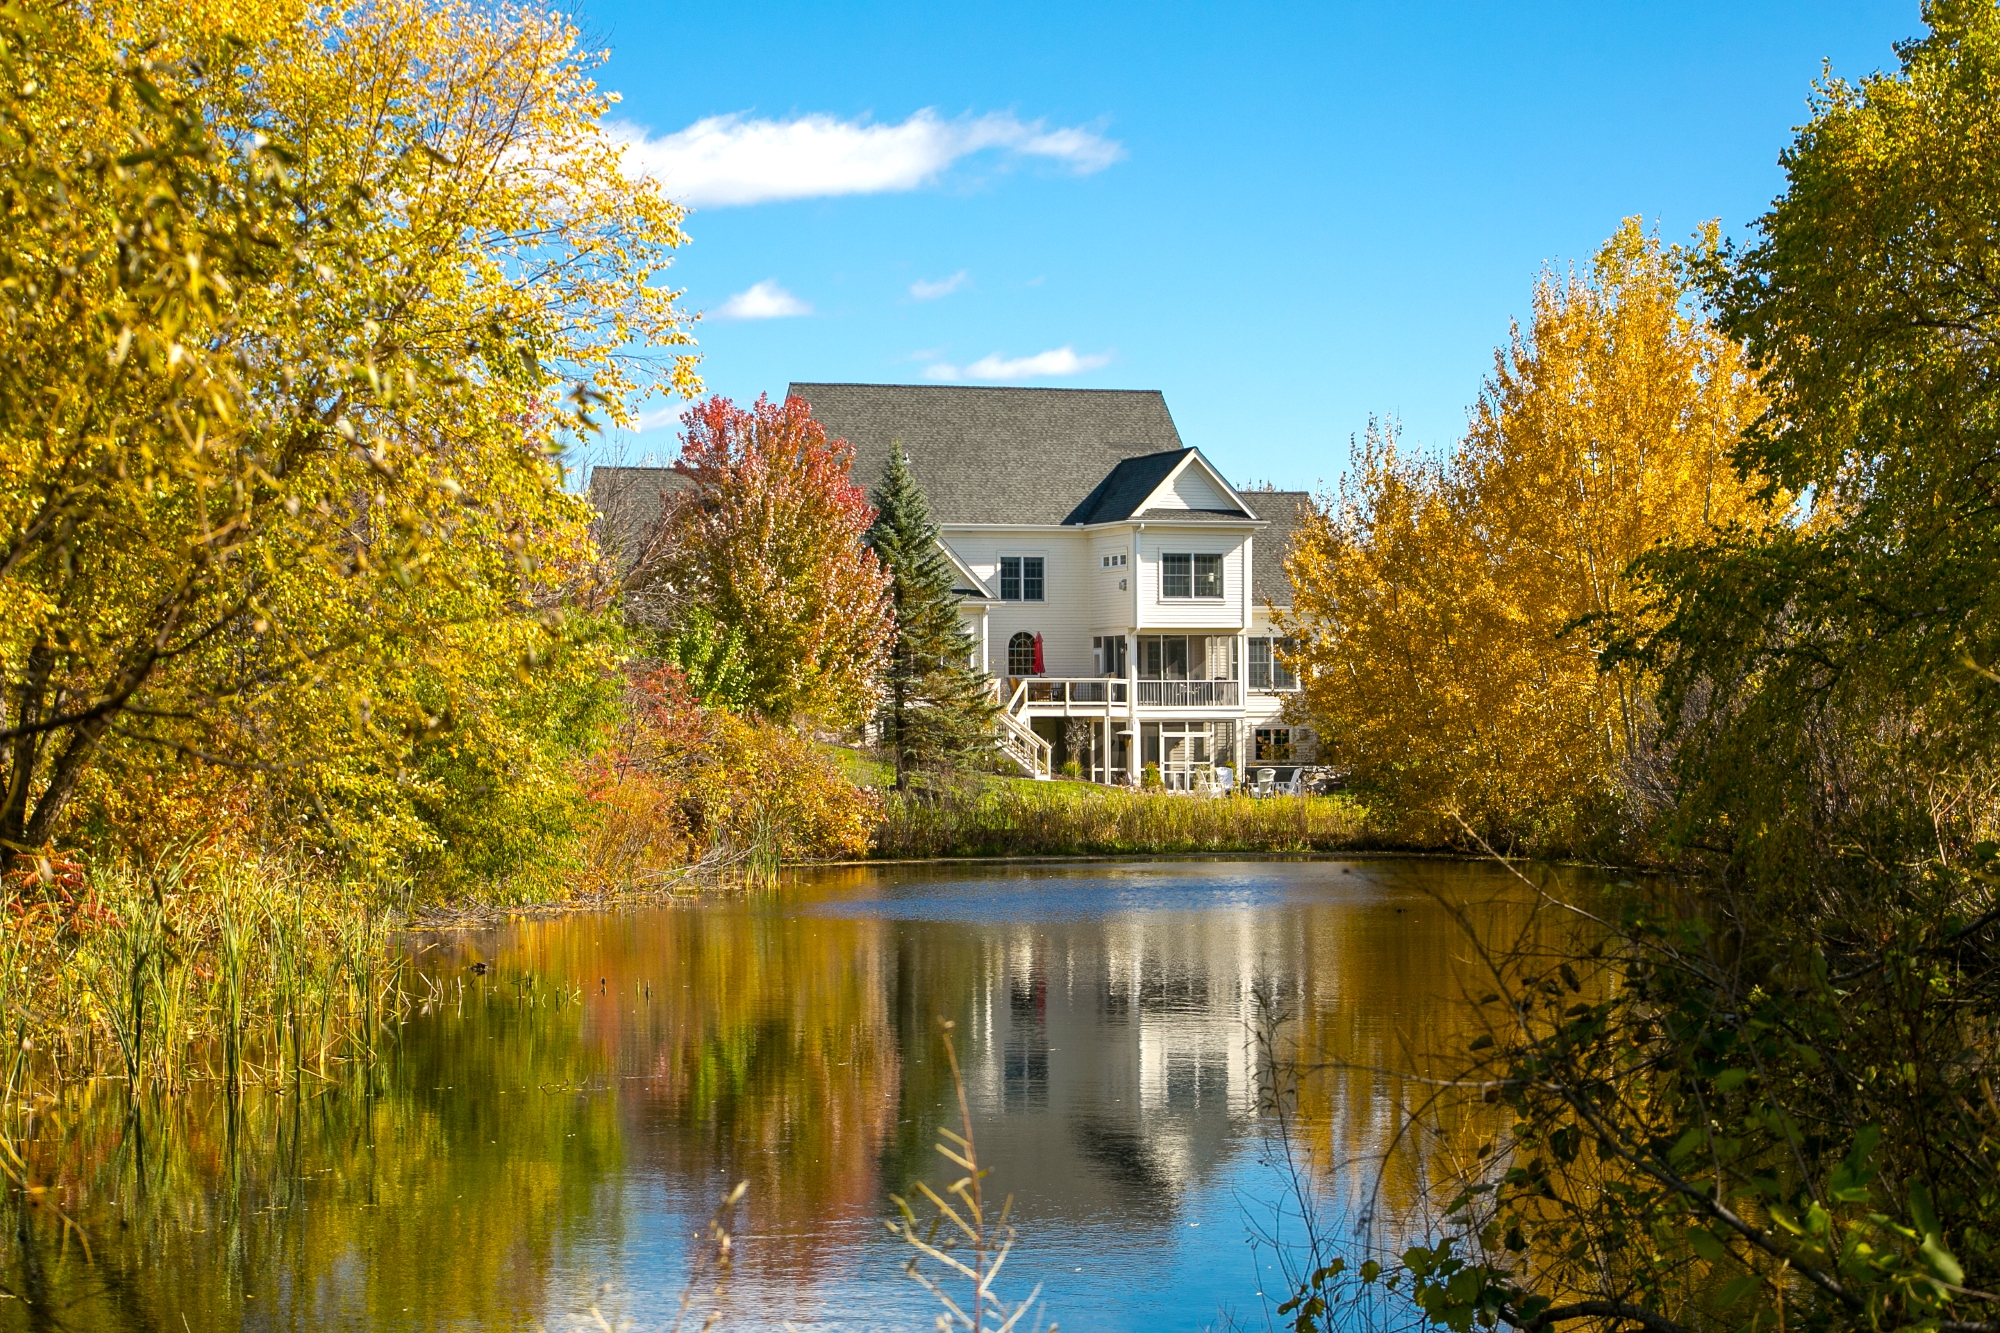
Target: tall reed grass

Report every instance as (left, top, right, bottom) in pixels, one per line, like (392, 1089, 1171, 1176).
(875, 782, 1372, 859)
(0, 852, 407, 1095)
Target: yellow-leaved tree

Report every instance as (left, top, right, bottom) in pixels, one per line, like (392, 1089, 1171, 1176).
(0, 0, 695, 890)
(1281, 220, 1772, 850)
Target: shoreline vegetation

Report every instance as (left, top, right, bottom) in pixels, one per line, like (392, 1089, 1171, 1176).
(0, 782, 1381, 1102)
(875, 780, 1369, 858)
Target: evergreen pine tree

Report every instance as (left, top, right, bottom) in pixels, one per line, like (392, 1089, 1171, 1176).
(868, 445, 998, 789)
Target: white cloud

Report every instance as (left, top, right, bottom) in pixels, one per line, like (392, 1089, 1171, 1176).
(924, 345, 1113, 382)
(614, 110, 1123, 207)
(714, 279, 811, 321)
(910, 270, 969, 301)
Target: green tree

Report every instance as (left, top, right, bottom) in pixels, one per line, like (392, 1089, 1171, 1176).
(662, 607, 751, 712)
(1630, 0, 2000, 898)
(867, 446, 996, 789)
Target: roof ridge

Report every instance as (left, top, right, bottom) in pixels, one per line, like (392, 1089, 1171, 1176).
(787, 381, 1165, 393)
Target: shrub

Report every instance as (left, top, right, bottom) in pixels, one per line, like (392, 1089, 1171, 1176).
(577, 666, 880, 888)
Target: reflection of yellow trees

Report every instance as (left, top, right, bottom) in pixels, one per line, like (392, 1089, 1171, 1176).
(1276, 865, 1591, 1237)
(501, 901, 901, 1276)
(7, 990, 624, 1331)
(6, 898, 905, 1325)
(4, 864, 1615, 1327)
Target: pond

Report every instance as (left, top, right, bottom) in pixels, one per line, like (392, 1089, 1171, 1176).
(2, 858, 1576, 1331)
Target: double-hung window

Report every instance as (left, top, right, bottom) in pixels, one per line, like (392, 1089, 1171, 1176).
(999, 555, 1045, 602)
(1248, 637, 1299, 690)
(1193, 554, 1222, 598)
(1159, 553, 1224, 600)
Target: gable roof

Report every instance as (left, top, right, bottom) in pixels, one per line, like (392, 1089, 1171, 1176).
(938, 539, 995, 600)
(1062, 450, 1192, 524)
(789, 383, 1185, 525)
(1069, 446, 1269, 528)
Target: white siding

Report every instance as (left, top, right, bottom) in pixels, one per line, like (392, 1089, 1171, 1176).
(1147, 461, 1235, 512)
(943, 529, 1099, 676)
(937, 521, 1268, 676)
(1088, 533, 1137, 631)
(1138, 529, 1252, 629)
(1249, 604, 1286, 636)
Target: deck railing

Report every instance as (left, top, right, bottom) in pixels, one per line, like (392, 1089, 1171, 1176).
(1000, 677, 1244, 709)
(993, 680, 1052, 778)
(1008, 676, 1240, 704)
(1135, 680, 1240, 707)
(1016, 677, 1128, 705)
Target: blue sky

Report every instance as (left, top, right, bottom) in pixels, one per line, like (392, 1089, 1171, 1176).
(580, 1, 1916, 491)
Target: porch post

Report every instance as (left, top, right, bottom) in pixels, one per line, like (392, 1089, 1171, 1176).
(1125, 632, 1139, 787)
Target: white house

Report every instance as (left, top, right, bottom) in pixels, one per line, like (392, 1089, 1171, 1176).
(592, 383, 1315, 788)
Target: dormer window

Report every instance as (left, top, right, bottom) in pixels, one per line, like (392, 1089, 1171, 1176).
(1000, 555, 1045, 602)
(1161, 553, 1223, 600)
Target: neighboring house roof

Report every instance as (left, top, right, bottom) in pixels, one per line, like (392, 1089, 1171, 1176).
(588, 465, 690, 566)
(1247, 490, 1315, 608)
(788, 382, 1186, 525)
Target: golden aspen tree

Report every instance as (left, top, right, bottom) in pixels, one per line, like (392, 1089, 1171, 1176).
(1282, 220, 1771, 849)
(0, 0, 696, 884)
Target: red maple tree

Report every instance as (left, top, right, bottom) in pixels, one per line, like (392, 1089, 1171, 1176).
(640, 394, 892, 727)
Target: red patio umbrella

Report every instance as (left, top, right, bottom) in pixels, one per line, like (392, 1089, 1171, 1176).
(1032, 633, 1045, 675)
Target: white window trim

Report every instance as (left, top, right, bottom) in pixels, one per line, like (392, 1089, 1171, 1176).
(1157, 551, 1227, 601)
(998, 552, 1048, 603)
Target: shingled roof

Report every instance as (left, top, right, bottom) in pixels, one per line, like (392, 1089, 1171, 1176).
(1248, 490, 1315, 608)
(587, 465, 690, 566)
(788, 383, 1186, 525)
(1062, 450, 1190, 524)
(586, 386, 1313, 605)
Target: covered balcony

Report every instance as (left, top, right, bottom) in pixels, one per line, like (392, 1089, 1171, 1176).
(1134, 634, 1240, 708)
(999, 632, 1253, 715)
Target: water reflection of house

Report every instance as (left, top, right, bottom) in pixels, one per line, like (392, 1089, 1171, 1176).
(589, 384, 1320, 787)
(940, 909, 1295, 1212)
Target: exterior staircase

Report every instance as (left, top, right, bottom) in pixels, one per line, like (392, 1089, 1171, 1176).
(993, 680, 1052, 779)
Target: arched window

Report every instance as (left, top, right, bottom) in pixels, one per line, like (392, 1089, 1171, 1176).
(1008, 632, 1037, 677)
